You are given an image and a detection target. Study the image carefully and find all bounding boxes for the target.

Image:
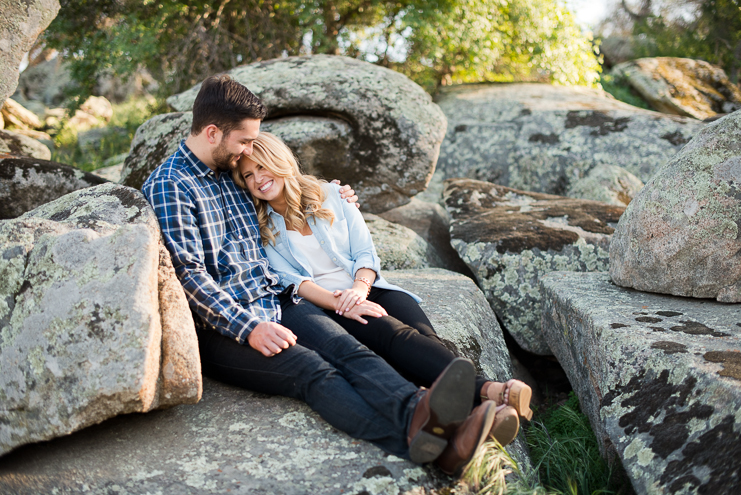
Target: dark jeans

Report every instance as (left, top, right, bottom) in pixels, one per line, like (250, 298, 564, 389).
(194, 292, 421, 459)
(323, 288, 489, 401)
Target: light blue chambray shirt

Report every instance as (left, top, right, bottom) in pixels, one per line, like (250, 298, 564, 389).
(262, 182, 421, 303)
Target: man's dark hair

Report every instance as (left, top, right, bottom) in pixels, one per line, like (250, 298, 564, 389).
(190, 75, 267, 136)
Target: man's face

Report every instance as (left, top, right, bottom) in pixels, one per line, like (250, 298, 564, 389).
(211, 118, 261, 171)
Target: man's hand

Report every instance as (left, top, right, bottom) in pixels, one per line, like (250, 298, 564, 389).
(331, 179, 360, 208)
(248, 322, 297, 357)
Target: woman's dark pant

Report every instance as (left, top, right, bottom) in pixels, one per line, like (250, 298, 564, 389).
(323, 288, 489, 401)
(194, 292, 421, 459)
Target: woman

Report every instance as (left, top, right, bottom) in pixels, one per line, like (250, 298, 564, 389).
(232, 132, 533, 430)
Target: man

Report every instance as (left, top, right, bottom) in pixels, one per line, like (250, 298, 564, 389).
(142, 75, 497, 471)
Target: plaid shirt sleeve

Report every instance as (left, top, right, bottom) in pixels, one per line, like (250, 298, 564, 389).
(143, 175, 266, 344)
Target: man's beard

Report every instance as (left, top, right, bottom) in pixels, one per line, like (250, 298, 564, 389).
(212, 138, 240, 171)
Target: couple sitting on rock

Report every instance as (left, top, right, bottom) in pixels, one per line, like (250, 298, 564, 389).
(142, 75, 532, 475)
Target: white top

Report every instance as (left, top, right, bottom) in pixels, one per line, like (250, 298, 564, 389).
(285, 230, 354, 292)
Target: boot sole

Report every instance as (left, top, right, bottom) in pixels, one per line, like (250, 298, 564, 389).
(409, 431, 448, 464)
(428, 358, 476, 427)
(490, 406, 520, 446)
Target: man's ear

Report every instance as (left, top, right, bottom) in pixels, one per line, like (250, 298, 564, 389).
(204, 124, 221, 145)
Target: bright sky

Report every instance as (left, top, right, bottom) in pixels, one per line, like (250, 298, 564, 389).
(564, 0, 612, 29)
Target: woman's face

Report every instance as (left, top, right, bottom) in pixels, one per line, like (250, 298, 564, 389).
(238, 156, 286, 205)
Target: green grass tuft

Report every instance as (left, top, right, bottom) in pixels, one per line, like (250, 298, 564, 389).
(526, 393, 616, 495)
(460, 393, 625, 495)
(600, 74, 651, 111)
(51, 96, 165, 172)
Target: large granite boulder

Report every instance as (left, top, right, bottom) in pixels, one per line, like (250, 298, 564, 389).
(0, 129, 51, 160)
(541, 272, 741, 495)
(445, 178, 624, 355)
(379, 198, 474, 277)
(120, 112, 362, 194)
(566, 164, 644, 207)
(166, 55, 447, 213)
(0, 269, 528, 494)
(612, 57, 741, 120)
(610, 111, 741, 302)
(0, 156, 108, 219)
(0, 0, 60, 106)
(0, 183, 202, 455)
(435, 83, 703, 196)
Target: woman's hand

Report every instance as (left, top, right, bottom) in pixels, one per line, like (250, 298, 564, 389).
(333, 287, 368, 315)
(342, 300, 388, 324)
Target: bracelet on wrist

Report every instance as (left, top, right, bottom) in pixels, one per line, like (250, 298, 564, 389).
(354, 276, 372, 296)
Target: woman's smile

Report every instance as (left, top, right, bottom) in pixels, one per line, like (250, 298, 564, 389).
(238, 156, 286, 209)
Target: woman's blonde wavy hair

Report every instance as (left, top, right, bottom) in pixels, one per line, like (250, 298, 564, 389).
(232, 132, 335, 246)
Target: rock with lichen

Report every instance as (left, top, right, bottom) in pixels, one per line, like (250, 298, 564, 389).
(0, 129, 52, 161)
(0, 269, 530, 494)
(0, 183, 202, 455)
(0, 377, 448, 495)
(435, 83, 703, 196)
(612, 57, 741, 120)
(445, 178, 624, 355)
(566, 164, 644, 206)
(541, 271, 741, 495)
(379, 198, 474, 277)
(363, 212, 439, 270)
(0, 0, 60, 106)
(166, 55, 447, 213)
(0, 156, 108, 219)
(610, 111, 741, 302)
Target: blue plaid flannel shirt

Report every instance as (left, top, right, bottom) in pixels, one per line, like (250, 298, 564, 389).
(142, 141, 282, 344)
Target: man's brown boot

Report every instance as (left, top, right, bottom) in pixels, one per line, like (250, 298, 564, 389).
(435, 401, 505, 476)
(406, 358, 476, 464)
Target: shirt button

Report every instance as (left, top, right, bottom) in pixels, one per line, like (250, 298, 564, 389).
(333, 257, 337, 261)
(321, 241, 325, 244)
(238, 235, 242, 239)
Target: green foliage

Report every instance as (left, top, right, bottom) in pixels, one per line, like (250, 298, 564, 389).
(600, 74, 651, 110)
(51, 96, 164, 172)
(358, 0, 602, 92)
(43, 0, 602, 101)
(629, 0, 741, 82)
(526, 393, 617, 495)
(43, 0, 304, 105)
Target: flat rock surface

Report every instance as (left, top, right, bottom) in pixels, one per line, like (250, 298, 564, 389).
(610, 110, 741, 302)
(0, 378, 443, 495)
(613, 57, 741, 120)
(435, 83, 703, 195)
(0, 156, 107, 219)
(1, 269, 530, 494)
(445, 178, 624, 355)
(167, 55, 447, 212)
(541, 272, 741, 495)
